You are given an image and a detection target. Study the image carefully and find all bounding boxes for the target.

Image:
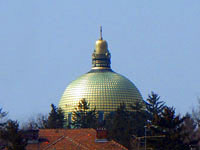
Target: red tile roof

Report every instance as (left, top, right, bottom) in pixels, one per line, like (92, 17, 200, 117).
(26, 129, 127, 150)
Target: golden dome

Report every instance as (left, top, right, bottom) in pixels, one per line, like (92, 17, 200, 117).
(59, 70, 143, 115)
(59, 28, 143, 121)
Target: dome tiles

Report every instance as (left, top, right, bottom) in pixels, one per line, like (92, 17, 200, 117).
(59, 28, 143, 119)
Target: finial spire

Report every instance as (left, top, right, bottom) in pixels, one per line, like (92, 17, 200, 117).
(93, 27, 111, 69)
(100, 26, 103, 40)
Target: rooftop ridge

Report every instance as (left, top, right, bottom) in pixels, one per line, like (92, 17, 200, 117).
(43, 136, 65, 150)
(65, 136, 90, 150)
(111, 140, 128, 150)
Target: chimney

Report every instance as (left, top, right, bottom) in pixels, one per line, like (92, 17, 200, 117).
(95, 128, 108, 143)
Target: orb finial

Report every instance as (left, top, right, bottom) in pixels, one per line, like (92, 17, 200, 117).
(100, 26, 103, 40)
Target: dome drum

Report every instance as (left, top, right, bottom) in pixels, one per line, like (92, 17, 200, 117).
(92, 52, 111, 68)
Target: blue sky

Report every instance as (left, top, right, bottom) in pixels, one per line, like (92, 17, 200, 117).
(0, 0, 200, 122)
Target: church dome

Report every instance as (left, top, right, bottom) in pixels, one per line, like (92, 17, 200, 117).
(59, 28, 143, 119)
(59, 69, 142, 114)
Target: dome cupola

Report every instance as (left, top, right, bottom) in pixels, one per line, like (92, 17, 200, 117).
(59, 28, 143, 123)
(92, 27, 111, 69)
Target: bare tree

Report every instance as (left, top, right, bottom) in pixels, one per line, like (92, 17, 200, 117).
(192, 97, 200, 126)
(22, 114, 48, 130)
(0, 108, 7, 127)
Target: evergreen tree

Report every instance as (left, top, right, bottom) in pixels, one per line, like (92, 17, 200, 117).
(130, 101, 148, 137)
(147, 107, 188, 150)
(71, 98, 97, 128)
(105, 103, 132, 149)
(105, 102, 148, 149)
(0, 120, 27, 150)
(46, 104, 65, 129)
(146, 92, 166, 121)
